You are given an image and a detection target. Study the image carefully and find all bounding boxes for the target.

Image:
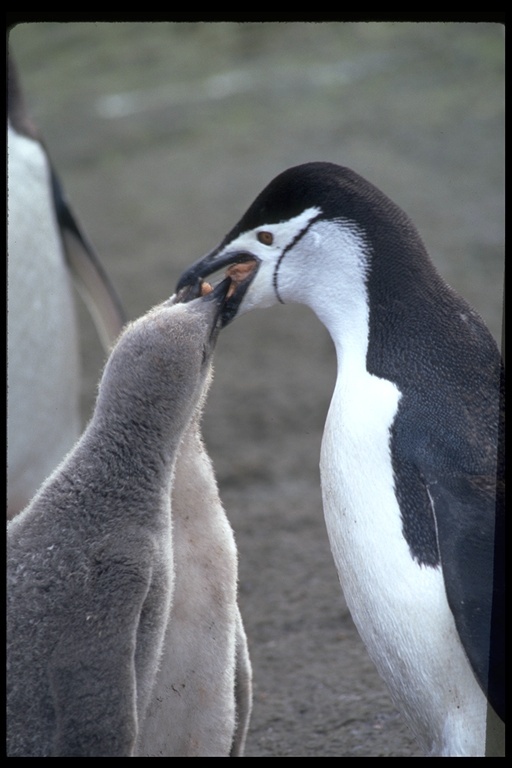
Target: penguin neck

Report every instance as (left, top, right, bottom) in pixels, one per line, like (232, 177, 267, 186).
(290, 218, 441, 383)
(286, 219, 372, 377)
(92, 390, 192, 482)
(88, 363, 201, 491)
(314, 295, 370, 380)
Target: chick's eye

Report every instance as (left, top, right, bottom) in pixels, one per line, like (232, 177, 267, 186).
(257, 230, 273, 246)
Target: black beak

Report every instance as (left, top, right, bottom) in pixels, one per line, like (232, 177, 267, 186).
(205, 277, 233, 336)
(172, 276, 232, 347)
(175, 273, 230, 305)
(176, 249, 260, 327)
(176, 249, 256, 292)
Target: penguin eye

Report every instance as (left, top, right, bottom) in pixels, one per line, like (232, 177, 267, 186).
(257, 231, 273, 246)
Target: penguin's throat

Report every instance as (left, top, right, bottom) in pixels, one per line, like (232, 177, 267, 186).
(225, 259, 259, 298)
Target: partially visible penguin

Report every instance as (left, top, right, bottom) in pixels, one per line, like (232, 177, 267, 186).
(7, 280, 252, 757)
(7, 52, 125, 519)
(135, 405, 252, 757)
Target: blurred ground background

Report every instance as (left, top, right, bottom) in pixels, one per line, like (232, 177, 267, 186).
(8, 20, 504, 756)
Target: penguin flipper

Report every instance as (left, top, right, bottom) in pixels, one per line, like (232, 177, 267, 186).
(427, 472, 505, 723)
(50, 168, 126, 350)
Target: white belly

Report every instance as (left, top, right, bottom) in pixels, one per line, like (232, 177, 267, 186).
(320, 371, 487, 756)
(7, 125, 80, 518)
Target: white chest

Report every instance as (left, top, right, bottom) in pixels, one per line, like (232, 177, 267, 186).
(320, 371, 429, 625)
(319, 370, 486, 754)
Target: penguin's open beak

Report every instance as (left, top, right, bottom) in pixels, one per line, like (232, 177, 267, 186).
(173, 276, 233, 343)
(176, 250, 260, 326)
(175, 275, 229, 305)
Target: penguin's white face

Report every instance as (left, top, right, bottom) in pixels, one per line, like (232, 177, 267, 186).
(218, 206, 322, 314)
(231, 214, 371, 330)
(177, 205, 369, 329)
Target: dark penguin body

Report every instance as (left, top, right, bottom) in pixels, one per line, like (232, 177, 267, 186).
(177, 162, 504, 756)
(7, 283, 252, 756)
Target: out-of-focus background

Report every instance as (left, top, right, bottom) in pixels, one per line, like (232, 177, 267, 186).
(8, 21, 504, 756)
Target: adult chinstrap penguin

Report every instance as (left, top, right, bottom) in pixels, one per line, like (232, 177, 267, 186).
(7, 279, 252, 757)
(177, 161, 504, 757)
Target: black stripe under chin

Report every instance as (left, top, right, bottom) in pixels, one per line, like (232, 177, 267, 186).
(273, 213, 323, 304)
